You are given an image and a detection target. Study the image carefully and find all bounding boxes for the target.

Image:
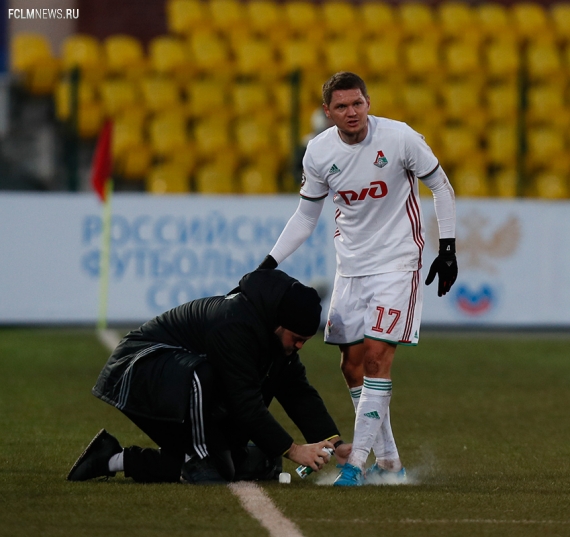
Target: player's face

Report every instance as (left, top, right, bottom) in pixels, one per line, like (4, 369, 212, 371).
(323, 88, 370, 144)
(275, 327, 312, 355)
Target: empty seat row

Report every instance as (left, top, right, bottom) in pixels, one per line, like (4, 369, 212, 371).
(167, 0, 570, 44)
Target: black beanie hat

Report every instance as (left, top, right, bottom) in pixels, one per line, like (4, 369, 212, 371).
(276, 282, 322, 337)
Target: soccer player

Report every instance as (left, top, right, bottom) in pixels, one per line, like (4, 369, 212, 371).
(257, 72, 457, 486)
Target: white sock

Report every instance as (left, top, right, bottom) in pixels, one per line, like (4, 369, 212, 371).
(349, 386, 361, 412)
(108, 451, 124, 473)
(348, 377, 392, 470)
(348, 384, 401, 471)
(372, 409, 402, 472)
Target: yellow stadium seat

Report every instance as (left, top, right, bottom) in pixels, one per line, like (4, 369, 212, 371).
(147, 162, 190, 194)
(526, 126, 566, 168)
(25, 57, 60, 95)
(476, 4, 512, 39)
(443, 40, 483, 77)
(401, 83, 439, 118)
(526, 41, 563, 82)
(402, 39, 441, 79)
(193, 116, 233, 158)
(118, 144, 152, 180)
(321, 38, 362, 75)
(148, 111, 189, 157)
(247, 0, 283, 35)
(284, 2, 322, 40)
(167, 0, 209, 35)
(486, 123, 518, 166)
(194, 159, 237, 193)
(398, 3, 439, 40)
(111, 112, 145, 158)
(511, 2, 551, 41)
(534, 171, 569, 199)
(272, 81, 293, 118)
(486, 82, 519, 121)
(61, 34, 105, 82)
(322, 2, 358, 37)
(441, 82, 485, 131)
(367, 80, 402, 119)
(189, 31, 232, 75)
(10, 33, 53, 73)
(240, 162, 279, 194)
(148, 36, 193, 82)
(527, 83, 568, 127)
(551, 3, 570, 41)
(185, 78, 229, 119)
(235, 118, 273, 157)
(484, 40, 520, 81)
(11, 34, 60, 94)
(440, 125, 482, 166)
(438, 2, 477, 40)
(207, 0, 245, 32)
(103, 35, 146, 78)
(77, 102, 104, 139)
(233, 37, 278, 78)
(493, 169, 519, 198)
(275, 123, 293, 159)
(363, 38, 401, 80)
(100, 79, 139, 117)
(112, 110, 152, 180)
(55, 80, 104, 139)
(359, 3, 398, 39)
(140, 76, 182, 114)
(54, 79, 97, 121)
(452, 164, 490, 197)
(278, 38, 321, 74)
(231, 82, 271, 116)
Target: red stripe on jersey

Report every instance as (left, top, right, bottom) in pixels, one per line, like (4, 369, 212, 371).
(405, 171, 424, 268)
(401, 270, 419, 343)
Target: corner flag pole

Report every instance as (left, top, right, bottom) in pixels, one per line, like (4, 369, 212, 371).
(90, 120, 114, 331)
(97, 178, 113, 331)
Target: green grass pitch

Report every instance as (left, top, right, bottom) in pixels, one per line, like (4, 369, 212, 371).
(1, 328, 569, 537)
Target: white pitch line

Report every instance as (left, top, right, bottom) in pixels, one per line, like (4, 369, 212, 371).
(305, 518, 570, 526)
(95, 330, 305, 537)
(96, 328, 121, 350)
(229, 482, 305, 537)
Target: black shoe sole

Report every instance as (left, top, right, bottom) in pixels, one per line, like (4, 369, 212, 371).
(67, 428, 114, 481)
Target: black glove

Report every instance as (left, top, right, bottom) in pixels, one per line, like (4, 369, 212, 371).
(257, 254, 278, 270)
(425, 238, 458, 297)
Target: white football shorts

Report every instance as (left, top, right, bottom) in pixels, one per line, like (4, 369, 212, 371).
(324, 270, 423, 346)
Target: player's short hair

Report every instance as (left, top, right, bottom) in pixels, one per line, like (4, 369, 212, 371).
(322, 72, 368, 106)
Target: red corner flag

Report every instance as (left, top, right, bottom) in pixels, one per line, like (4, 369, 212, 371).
(90, 120, 113, 202)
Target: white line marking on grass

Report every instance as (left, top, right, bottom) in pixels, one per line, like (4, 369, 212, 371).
(399, 519, 570, 525)
(96, 331, 305, 537)
(97, 328, 121, 350)
(229, 482, 305, 537)
(305, 518, 570, 526)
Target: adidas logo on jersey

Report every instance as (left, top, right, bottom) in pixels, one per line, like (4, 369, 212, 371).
(364, 411, 381, 419)
(328, 164, 341, 175)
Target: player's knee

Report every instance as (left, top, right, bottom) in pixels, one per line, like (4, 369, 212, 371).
(363, 351, 393, 377)
(340, 358, 362, 385)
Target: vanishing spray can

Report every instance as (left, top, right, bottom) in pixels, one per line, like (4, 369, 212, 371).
(295, 447, 334, 479)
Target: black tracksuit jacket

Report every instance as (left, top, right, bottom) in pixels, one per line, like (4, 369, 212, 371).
(93, 270, 340, 457)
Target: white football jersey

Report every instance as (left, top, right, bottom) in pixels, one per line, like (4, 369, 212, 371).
(301, 116, 439, 277)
